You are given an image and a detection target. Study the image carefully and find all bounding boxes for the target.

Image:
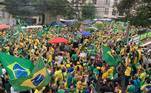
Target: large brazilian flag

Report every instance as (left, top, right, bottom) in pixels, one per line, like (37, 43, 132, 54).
(0, 52, 34, 80)
(102, 45, 119, 66)
(20, 57, 50, 90)
(0, 52, 50, 91)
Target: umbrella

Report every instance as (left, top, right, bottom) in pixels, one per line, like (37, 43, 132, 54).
(81, 31, 91, 36)
(47, 21, 65, 27)
(60, 19, 77, 26)
(0, 24, 10, 30)
(48, 37, 68, 44)
(83, 20, 95, 25)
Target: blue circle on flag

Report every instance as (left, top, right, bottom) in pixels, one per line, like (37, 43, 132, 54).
(13, 64, 28, 78)
(32, 74, 44, 86)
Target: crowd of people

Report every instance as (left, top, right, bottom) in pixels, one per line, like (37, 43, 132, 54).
(0, 22, 150, 93)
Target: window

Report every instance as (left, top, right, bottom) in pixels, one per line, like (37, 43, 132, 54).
(114, 0, 118, 5)
(112, 9, 116, 16)
(105, 0, 108, 4)
(104, 8, 109, 15)
(82, 0, 86, 4)
(93, 0, 97, 4)
(105, 0, 110, 5)
(114, 0, 118, 3)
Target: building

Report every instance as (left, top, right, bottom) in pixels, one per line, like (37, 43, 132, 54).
(68, 0, 121, 18)
(0, 0, 16, 25)
(94, 0, 120, 18)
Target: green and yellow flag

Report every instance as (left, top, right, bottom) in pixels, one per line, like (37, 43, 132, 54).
(0, 52, 50, 91)
(21, 57, 50, 90)
(102, 45, 119, 66)
(0, 52, 34, 80)
(10, 57, 50, 91)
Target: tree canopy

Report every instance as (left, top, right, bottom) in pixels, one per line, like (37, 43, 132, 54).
(116, 0, 151, 26)
(4, 0, 75, 18)
(4, 0, 38, 16)
(81, 3, 96, 20)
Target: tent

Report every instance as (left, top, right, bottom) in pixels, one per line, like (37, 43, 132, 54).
(0, 24, 10, 30)
(47, 21, 65, 27)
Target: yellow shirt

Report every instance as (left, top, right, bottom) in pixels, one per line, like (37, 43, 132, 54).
(125, 57, 130, 67)
(49, 47, 54, 55)
(125, 66, 131, 76)
(34, 87, 45, 93)
(76, 81, 82, 90)
(54, 70, 63, 82)
(34, 90, 41, 93)
(120, 48, 125, 55)
(140, 72, 146, 81)
(48, 55, 52, 62)
(102, 72, 109, 79)
(55, 70, 62, 77)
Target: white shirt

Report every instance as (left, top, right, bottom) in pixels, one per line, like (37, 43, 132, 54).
(10, 87, 19, 93)
(57, 55, 63, 65)
(79, 52, 87, 58)
(2, 68, 6, 75)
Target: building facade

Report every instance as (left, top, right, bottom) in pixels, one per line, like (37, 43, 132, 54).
(94, 0, 120, 18)
(68, 0, 121, 18)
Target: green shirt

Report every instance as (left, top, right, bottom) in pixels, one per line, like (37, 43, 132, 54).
(57, 89, 65, 93)
(71, 54, 78, 62)
(127, 85, 136, 93)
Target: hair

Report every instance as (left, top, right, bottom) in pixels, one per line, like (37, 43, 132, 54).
(130, 80, 134, 85)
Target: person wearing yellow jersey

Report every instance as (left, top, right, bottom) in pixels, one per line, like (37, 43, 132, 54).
(107, 67, 114, 79)
(125, 56, 131, 67)
(46, 46, 54, 65)
(125, 66, 132, 77)
(102, 72, 109, 79)
(49, 46, 54, 55)
(124, 65, 132, 87)
(34, 39, 40, 46)
(47, 54, 52, 63)
(54, 67, 63, 85)
(120, 47, 125, 56)
(76, 80, 82, 91)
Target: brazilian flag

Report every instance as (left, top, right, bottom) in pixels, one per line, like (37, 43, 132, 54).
(10, 57, 50, 91)
(102, 45, 119, 66)
(20, 57, 50, 90)
(0, 53, 50, 91)
(0, 52, 34, 80)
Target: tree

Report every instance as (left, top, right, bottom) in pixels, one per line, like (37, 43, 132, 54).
(81, 3, 96, 20)
(4, 0, 38, 16)
(33, 0, 75, 17)
(116, 0, 137, 16)
(116, 0, 151, 26)
(3, 0, 75, 23)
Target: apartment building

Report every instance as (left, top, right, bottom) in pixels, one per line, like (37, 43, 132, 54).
(68, 0, 121, 18)
(95, 0, 120, 18)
